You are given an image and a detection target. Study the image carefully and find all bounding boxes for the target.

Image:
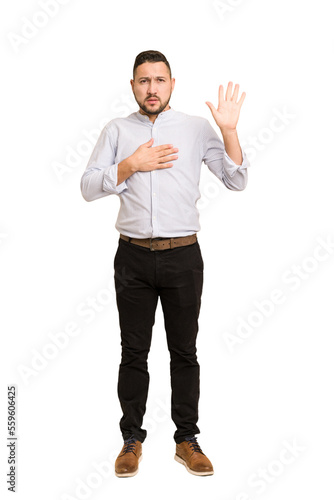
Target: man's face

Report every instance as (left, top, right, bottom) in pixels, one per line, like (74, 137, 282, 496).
(131, 62, 175, 116)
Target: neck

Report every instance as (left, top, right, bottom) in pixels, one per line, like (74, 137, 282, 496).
(139, 104, 171, 123)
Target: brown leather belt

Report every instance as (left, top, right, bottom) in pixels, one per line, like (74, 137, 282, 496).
(120, 233, 197, 251)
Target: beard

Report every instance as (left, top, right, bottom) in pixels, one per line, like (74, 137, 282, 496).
(135, 93, 172, 116)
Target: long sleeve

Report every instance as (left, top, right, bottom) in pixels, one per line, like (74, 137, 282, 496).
(80, 125, 128, 202)
(201, 119, 250, 191)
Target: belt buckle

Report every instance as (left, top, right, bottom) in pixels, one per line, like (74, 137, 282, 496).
(149, 238, 155, 251)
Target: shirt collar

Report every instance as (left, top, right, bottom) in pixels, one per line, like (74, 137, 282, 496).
(134, 107, 176, 124)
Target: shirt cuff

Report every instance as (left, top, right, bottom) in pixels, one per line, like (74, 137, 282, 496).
(223, 149, 250, 176)
(103, 163, 128, 194)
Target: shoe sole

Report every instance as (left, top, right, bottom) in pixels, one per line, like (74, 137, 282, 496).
(115, 454, 142, 478)
(174, 454, 214, 476)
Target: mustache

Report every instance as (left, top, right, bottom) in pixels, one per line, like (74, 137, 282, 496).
(146, 96, 160, 100)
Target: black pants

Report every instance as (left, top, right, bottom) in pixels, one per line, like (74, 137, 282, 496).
(113, 236, 204, 444)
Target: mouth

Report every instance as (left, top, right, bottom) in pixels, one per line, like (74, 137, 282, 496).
(147, 98, 159, 104)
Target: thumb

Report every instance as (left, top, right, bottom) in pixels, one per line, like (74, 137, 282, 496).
(205, 101, 217, 117)
(144, 137, 154, 147)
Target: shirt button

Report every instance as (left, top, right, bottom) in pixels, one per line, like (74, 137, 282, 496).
(153, 216, 156, 220)
(153, 192, 156, 196)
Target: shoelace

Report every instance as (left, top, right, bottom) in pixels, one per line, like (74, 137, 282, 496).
(186, 437, 204, 454)
(122, 435, 137, 455)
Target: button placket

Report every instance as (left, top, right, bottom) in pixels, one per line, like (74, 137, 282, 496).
(151, 120, 159, 238)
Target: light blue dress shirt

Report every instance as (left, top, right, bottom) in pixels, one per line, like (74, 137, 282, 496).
(80, 107, 250, 238)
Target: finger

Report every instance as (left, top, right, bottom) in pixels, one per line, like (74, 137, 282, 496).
(154, 144, 176, 152)
(226, 81, 233, 100)
(156, 147, 179, 158)
(237, 91, 246, 107)
(158, 154, 178, 163)
(156, 163, 173, 169)
(231, 84, 239, 103)
(218, 85, 224, 107)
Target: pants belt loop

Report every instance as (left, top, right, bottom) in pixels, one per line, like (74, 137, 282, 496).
(170, 238, 175, 249)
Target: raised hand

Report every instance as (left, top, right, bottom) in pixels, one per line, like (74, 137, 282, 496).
(206, 82, 246, 131)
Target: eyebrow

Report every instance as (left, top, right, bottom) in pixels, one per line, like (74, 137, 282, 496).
(138, 76, 167, 80)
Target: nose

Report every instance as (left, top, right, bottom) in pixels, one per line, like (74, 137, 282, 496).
(147, 80, 158, 95)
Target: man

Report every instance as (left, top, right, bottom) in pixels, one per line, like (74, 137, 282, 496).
(80, 50, 250, 477)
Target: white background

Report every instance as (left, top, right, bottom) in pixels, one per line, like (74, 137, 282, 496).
(1, 0, 334, 498)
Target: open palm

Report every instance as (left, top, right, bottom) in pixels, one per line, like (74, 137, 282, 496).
(206, 82, 246, 131)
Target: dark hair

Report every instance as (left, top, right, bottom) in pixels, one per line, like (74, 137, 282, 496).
(133, 50, 172, 79)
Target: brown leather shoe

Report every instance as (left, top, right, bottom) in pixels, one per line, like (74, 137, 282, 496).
(115, 435, 142, 477)
(175, 436, 214, 476)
